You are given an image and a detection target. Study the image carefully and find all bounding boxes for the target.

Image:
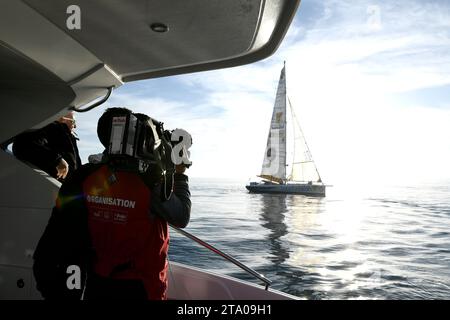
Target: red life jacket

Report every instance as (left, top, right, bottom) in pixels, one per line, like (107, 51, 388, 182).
(82, 164, 169, 300)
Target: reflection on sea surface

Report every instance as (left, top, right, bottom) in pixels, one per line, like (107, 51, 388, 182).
(259, 194, 289, 265)
(169, 179, 450, 299)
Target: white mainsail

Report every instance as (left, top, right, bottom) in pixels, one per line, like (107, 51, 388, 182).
(259, 64, 287, 184)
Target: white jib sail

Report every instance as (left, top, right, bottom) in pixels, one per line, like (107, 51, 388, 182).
(289, 98, 322, 183)
(260, 65, 287, 183)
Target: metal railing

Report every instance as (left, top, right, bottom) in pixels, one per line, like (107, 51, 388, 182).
(170, 225, 272, 290)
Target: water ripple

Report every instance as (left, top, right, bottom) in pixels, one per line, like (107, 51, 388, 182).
(169, 179, 450, 299)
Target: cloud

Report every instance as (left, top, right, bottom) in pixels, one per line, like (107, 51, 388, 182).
(75, 0, 450, 184)
(275, 0, 450, 184)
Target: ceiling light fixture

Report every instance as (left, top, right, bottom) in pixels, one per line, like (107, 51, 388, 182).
(150, 23, 169, 33)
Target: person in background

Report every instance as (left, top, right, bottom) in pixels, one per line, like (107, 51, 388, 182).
(32, 107, 191, 300)
(12, 111, 82, 180)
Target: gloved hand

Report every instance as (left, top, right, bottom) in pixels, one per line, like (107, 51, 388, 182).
(141, 162, 164, 188)
(175, 164, 186, 174)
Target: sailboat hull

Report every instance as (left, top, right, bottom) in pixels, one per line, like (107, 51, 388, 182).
(246, 183, 325, 197)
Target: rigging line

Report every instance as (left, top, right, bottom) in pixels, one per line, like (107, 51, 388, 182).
(287, 97, 323, 182)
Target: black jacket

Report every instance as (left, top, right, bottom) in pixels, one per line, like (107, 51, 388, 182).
(33, 163, 191, 299)
(12, 121, 82, 180)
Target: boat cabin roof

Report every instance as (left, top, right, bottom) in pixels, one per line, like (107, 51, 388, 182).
(0, 0, 300, 143)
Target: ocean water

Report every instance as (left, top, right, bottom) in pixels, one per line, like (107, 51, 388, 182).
(168, 178, 450, 300)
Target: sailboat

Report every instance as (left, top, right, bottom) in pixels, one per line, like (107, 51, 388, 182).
(246, 63, 326, 197)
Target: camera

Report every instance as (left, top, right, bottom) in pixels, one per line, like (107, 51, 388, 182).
(107, 113, 192, 175)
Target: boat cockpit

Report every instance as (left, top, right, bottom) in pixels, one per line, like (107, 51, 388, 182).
(0, 0, 300, 300)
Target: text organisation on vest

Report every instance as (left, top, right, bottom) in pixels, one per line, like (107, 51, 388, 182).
(86, 195, 136, 209)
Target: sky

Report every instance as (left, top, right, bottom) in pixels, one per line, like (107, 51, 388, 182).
(76, 0, 450, 185)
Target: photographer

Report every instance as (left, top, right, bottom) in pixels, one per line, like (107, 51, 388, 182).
(32, 107, 191, 300)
